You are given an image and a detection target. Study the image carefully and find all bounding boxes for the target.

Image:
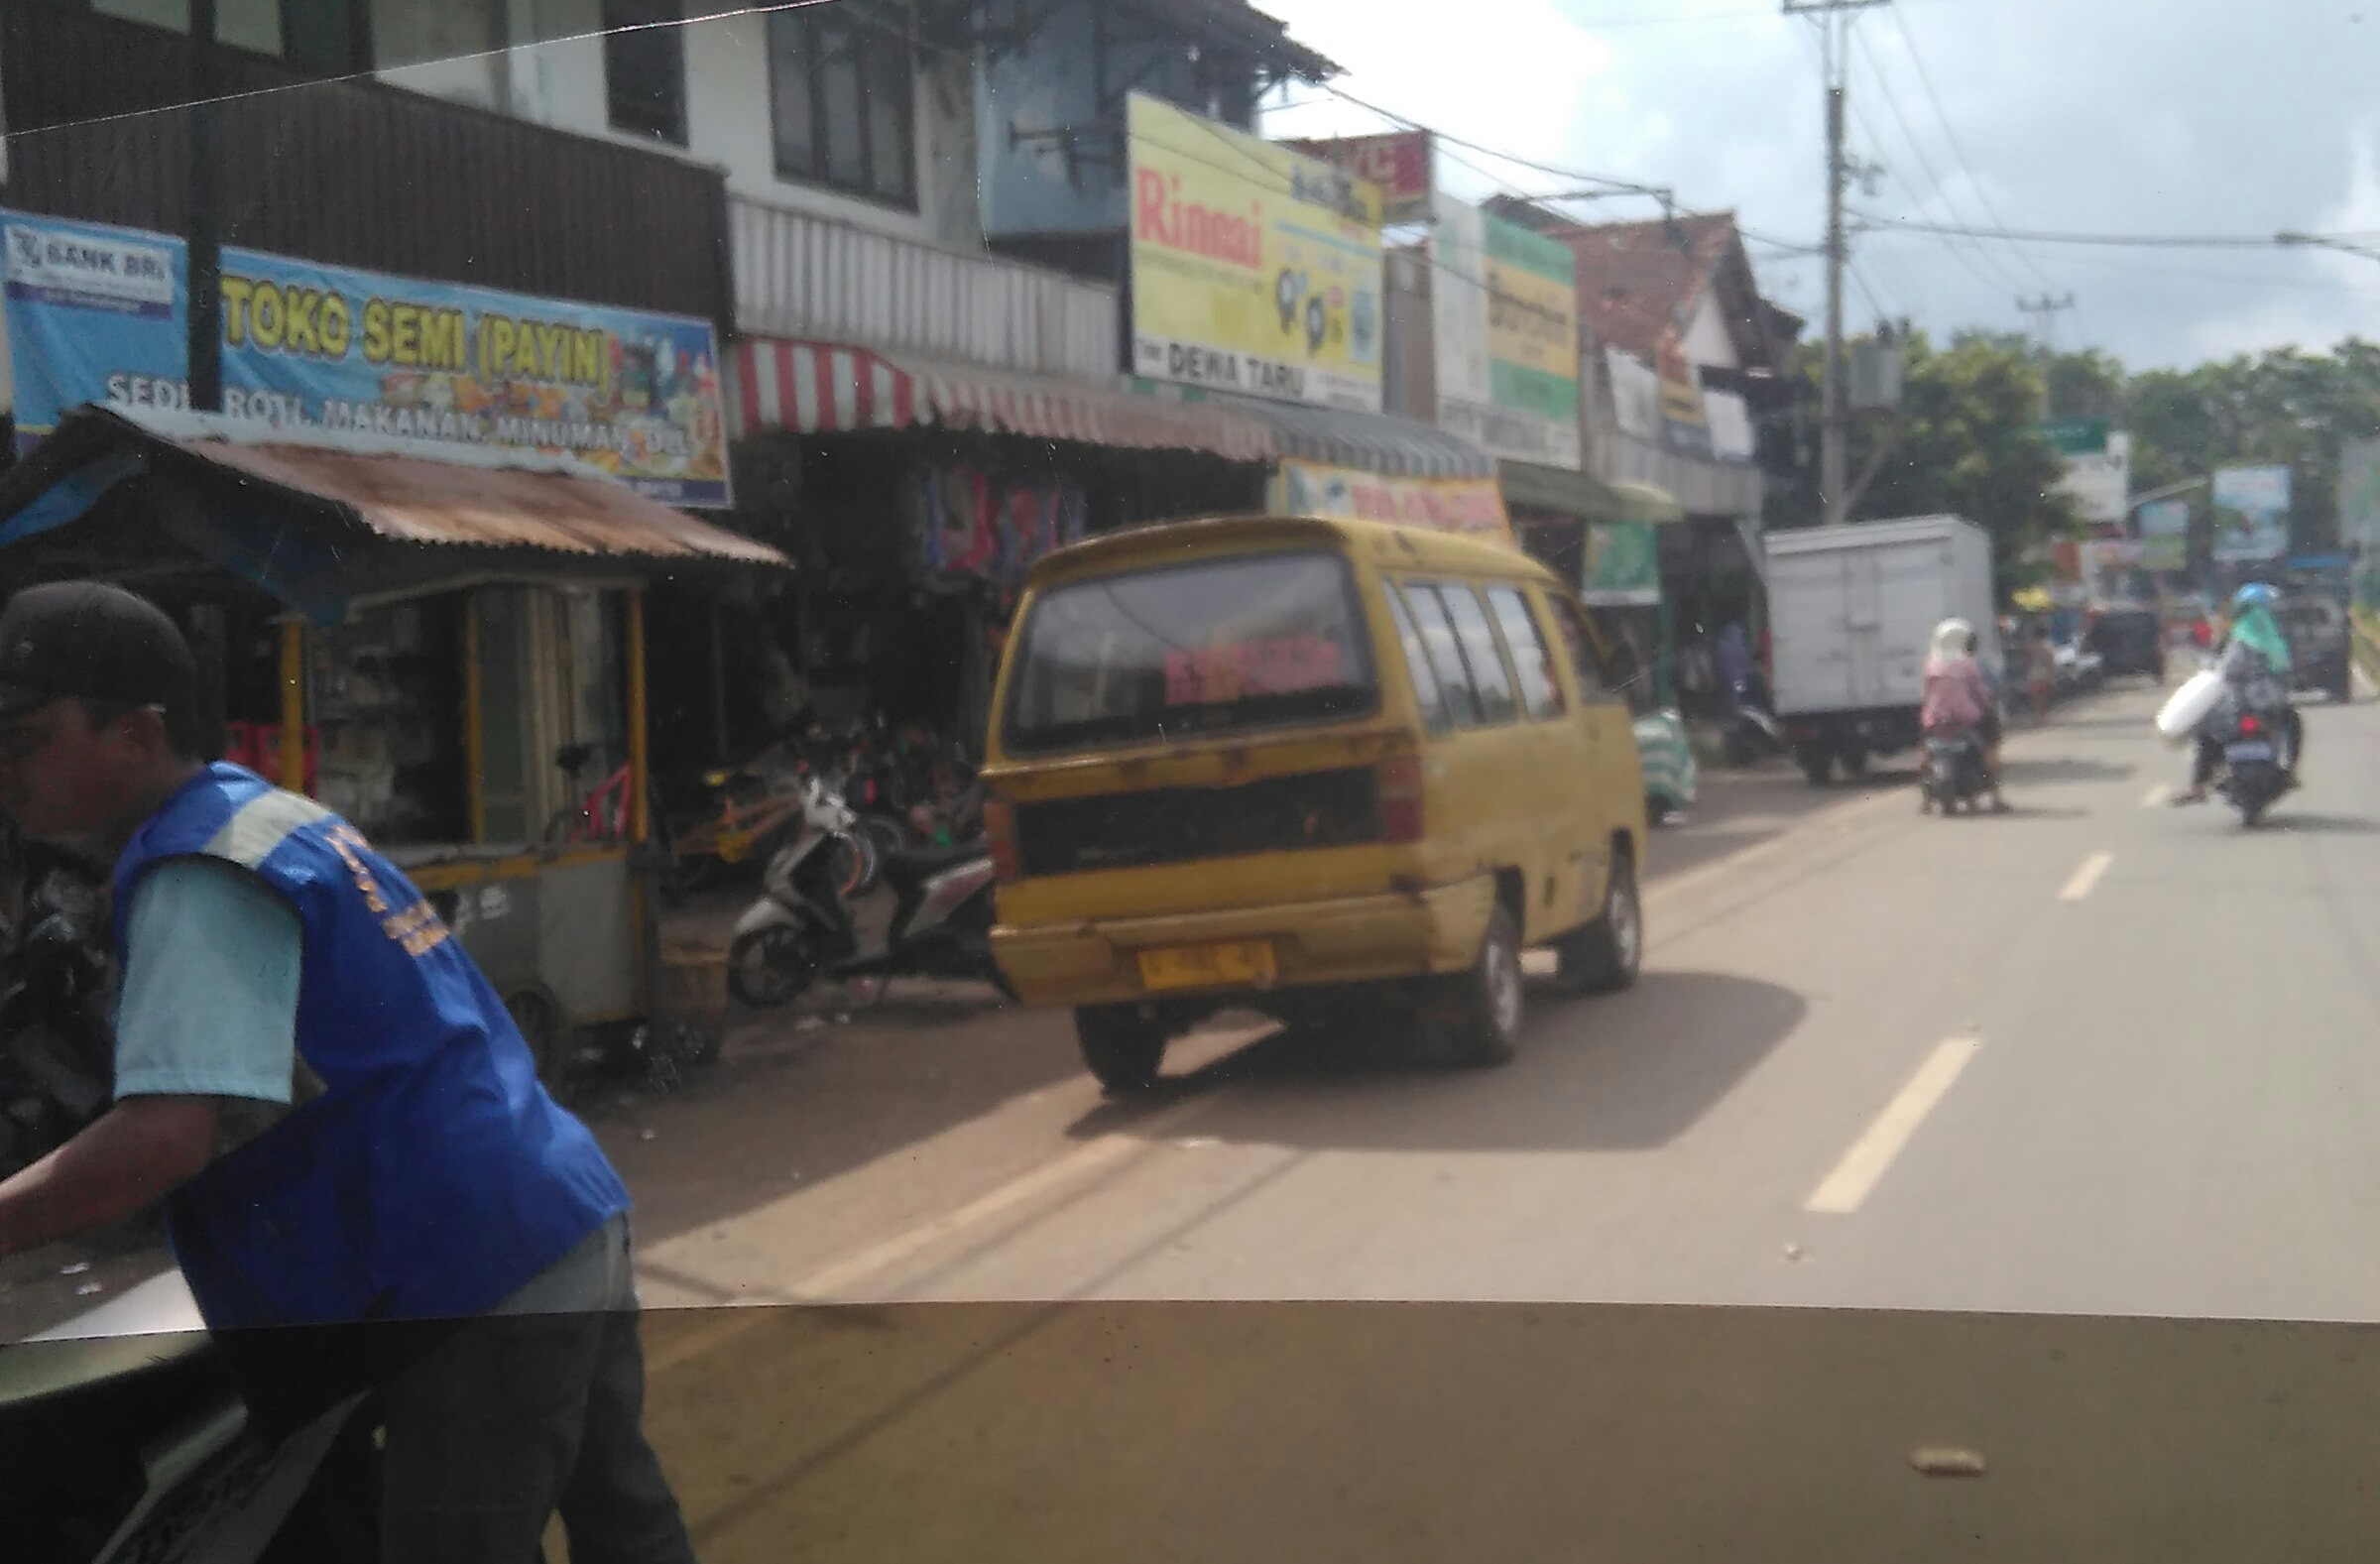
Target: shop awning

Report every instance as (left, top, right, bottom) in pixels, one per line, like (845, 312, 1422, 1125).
(1199, 392, 1494, 480)
(1499, 460, 1625, 521)
(1609, 479, 1688, 526)
(0, 404, 788, 623)
(726, 336, 1275, 463)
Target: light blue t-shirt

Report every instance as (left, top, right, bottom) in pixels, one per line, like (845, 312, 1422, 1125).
(113, 858, 301, 1105)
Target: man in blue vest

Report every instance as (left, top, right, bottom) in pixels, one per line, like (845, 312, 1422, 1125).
(0, 582, 696, 1562)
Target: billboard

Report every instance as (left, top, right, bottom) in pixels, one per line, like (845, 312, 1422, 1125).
(1127, 94, 1383, 412)
(2210, 463, 2291, 562)
(1580, 520, 1661, 606)
(1280, 131, 1433, 224)
(2136, 496, 2190, 572)
(1430, 193, 1581, 468)
(1606, 347, 1661, 440)
(1271, 457, 1509, 540)
(1, 210, 729, 507)
(2051, 427, 2129, 525)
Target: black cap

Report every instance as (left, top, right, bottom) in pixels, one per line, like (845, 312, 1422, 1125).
(0, 581, 196, 724)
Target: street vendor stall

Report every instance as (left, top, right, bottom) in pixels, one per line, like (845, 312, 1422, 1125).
(0, 404, 789, 1079)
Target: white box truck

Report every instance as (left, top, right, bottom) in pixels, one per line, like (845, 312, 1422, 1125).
(1765, 515, 2000, 785)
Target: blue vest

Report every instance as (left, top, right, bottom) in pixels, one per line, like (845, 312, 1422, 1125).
(112, 764, 629, 1330)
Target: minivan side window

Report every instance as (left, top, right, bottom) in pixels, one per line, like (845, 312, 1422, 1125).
(1395, 581, 1485, 729)
(1487, 586, 1566, 721)
(1436, 585, 1520, 725)
(1380, 583, 1452, 736)
(1549, 595, 1618, 704)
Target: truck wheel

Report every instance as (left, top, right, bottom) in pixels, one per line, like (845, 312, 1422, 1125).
(1797, 748, 1835, 786)
(1442, 904, 1524, 1067)
(1075, 1006, 1168, 1094)
(1840, 747, 1870, 780)
(1559, 853, 1642, 994)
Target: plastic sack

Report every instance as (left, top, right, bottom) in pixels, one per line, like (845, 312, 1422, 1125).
(2155, 668, 2223, 745)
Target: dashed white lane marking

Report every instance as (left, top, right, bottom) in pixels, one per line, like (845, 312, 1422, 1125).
(2059, 850, 2115, 902)
(1805, 1037, 1983, 1215)
(2141, 782, 2172, 808)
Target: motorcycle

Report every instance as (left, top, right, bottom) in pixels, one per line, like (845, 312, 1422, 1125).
(2211, 701, 2295, 826)
(0, 861, 116, 1180)
(724, 775, 863, 1009)
(1722, 672, 1786, 767)
(725, 783, 1012, 1010)
(1918, 728, 1990, 815)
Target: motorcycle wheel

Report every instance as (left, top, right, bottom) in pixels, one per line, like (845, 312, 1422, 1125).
(829, 831, 876, 901)
(727, 925, 821, 1008)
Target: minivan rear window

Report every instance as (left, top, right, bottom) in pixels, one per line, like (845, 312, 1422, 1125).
(1003, 549, 1377, 753)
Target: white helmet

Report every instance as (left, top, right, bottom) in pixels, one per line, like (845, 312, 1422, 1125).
(1930, 617, 1973, 662)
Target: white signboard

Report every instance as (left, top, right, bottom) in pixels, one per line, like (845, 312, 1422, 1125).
(2053, 429, 2130, 525)
(1606, 346, 1661, 441)
(1704, 390, 1754, 462)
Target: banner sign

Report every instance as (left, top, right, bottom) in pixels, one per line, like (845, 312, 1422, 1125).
(1704, 390, 1754, 463)
(1655, 336, 1709, 458)
(1127, 94, 1383, 413)
(2211, 463, 2291, 562)
(1430, 193, 1580, 468)
(1, 210, 730, 507)
(1271, 457, 1510, 540)
(2135, 496, 2190, 571)
(1280, 131, 1432, 224)
(1605, 346, 1661, 441)
(1580, 520, 1661, 606)
(2053, 429, 2129, 526)
(2041, 416, 2110, 456)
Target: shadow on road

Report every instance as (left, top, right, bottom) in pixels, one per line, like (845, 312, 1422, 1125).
(1070, 971, 1806, 1154)
(1999, 756, 2138, 785)
(2266, 813, 2380, 835)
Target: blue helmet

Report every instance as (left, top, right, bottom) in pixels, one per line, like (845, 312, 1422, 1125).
(2232, 582, 2278, 614)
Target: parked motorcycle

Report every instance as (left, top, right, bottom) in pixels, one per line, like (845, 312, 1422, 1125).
(1918, 729, 1990, 815)
(724, 775, 863, 1009)
(1722, 672, 1786, 767)
(0, 862, 116, 1181)
(725, 782, 1012, 1009)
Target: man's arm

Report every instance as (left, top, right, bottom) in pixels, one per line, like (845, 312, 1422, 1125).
(0, 1095, 218, 1261)
(0, 858, 302, 1263)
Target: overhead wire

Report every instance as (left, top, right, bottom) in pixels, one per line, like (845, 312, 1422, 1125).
(1847, 29, 2033, 297)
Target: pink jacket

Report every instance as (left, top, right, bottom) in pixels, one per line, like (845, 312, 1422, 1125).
(1921, 656, 1991, 731)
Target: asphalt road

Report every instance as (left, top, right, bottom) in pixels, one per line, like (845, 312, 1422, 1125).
(21, 675, 2380, 1560)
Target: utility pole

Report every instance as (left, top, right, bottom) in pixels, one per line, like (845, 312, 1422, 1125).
(2015, 292, 2077, 419)
(187, 0, 222, 414)
(1785, 0, 1887, 527)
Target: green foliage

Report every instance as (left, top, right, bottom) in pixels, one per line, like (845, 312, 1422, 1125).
(1762, 330, 2082, 593)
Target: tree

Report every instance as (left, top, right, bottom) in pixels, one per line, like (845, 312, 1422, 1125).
(1762, 330, 2082, 595)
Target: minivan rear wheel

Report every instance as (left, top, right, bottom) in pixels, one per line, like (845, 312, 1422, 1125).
(1559, 854, 1642, 994)
(1443, 904, 1523, 1067)
(1075, 1006, 1168, 1094)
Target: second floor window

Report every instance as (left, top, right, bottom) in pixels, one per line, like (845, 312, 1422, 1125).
(604, 0, 686, 146)
(769, 2, 916, 208)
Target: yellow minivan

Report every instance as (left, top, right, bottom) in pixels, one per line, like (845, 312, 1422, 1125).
(981, 515, 1648, 1092)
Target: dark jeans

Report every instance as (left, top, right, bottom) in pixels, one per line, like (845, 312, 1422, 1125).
(379, 1214, 697, 1564)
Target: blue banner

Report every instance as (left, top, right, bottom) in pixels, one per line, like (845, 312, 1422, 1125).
(3, 210, 731, 508)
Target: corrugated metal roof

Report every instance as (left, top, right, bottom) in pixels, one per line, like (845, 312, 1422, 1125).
(1203, 393, 1495, 480)
(105, 406, 787, 565)
(177, 439, 786, 564)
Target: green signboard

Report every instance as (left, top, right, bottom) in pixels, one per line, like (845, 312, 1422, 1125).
(1581, 521, 1661, 606)
(2041, 417, 2110, 456)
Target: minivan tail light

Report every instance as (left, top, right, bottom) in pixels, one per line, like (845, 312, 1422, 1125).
(983, 797, 1022, 883)
(1376, 755, 1425, 843)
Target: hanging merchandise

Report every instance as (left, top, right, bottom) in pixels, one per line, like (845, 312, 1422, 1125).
(906, 465, 1089, 597)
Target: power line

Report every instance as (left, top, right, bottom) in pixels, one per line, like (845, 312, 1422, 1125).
(1310, 78, 1674, 205)
(1852, 213, 2337, 248)
(1884, 0, 2061, 292)
(1847, 30, 2033, 297)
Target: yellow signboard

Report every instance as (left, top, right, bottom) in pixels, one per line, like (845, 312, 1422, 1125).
(1128, 94, 1384, 413)
(1271, 458, 1511, 541)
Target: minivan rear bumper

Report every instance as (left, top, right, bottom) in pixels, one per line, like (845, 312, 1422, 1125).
(991, 876, 1496, 1008)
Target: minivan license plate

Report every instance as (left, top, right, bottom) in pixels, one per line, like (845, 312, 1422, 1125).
(1138, 939, 1277, 991)
(2226, 741, 2274, 763)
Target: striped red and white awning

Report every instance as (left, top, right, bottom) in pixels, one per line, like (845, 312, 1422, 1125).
(727, 337, 1274, 464)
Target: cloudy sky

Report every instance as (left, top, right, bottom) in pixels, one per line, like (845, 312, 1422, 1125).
(1255, 0, 2380, 371)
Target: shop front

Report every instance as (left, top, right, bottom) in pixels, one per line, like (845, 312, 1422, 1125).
(0, 404, 787, 1074)
(713, 336, 1276, 756)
